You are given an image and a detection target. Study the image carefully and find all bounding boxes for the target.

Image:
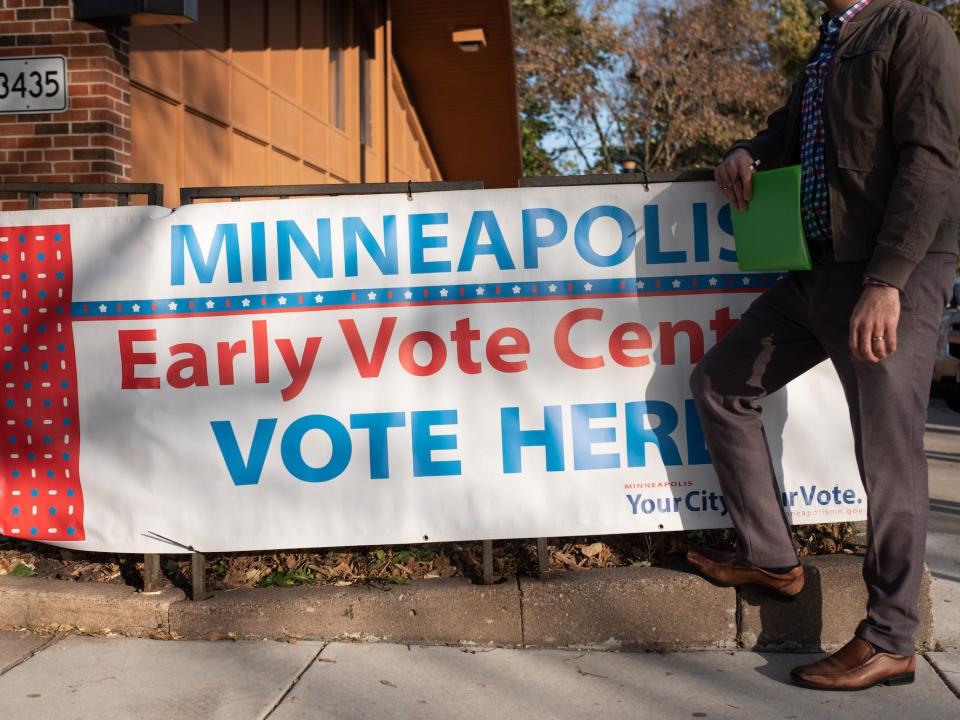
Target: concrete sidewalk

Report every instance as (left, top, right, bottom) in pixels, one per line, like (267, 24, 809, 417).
(0, 632, 957, 720)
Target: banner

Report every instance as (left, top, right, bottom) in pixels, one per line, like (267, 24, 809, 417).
(0, 182, 864, 553)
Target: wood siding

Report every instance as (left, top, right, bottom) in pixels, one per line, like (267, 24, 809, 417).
(129, 0, 440, 206)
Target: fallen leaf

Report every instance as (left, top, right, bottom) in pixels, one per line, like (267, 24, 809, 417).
(580, 542, 604, 558)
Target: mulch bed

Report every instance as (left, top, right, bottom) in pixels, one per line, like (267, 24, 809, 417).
(0, 523, 864, 593)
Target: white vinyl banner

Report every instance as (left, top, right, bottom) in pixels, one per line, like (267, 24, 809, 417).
(0, 182, 865, 552)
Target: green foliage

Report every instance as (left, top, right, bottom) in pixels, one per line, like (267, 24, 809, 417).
(10, 563, 34, 577)
(372, 575, 412, 585)
(767, 0, 820, 81)
(512, 0, 621, 175)
(368, 546, 433, 567)
(915, 0, 960, 35)
(520, 105, 560, 177)
(513, 0, 960, 174)
(257, 564, 317, 588)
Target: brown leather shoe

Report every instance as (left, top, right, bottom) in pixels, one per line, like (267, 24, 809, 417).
(685, 546, 804, 599)
(790, 637, 916, 690)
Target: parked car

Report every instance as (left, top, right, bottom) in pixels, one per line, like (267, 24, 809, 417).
(933, 277, 960, 411)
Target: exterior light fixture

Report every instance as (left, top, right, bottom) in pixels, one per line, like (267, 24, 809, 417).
(616, 154, 642, 174)
(74, 0, 199, 26)
(452, 28, 487, 53)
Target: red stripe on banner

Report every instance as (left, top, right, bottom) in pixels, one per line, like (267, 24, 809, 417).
(0, 225, 84, 541)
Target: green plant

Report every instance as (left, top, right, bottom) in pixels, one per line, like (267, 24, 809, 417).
(10, 563, 34, 577)
(372, 575, 411, 585)
(257, 564, 317, 588)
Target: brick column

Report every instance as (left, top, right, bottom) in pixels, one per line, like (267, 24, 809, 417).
(0, 0, 131, 209)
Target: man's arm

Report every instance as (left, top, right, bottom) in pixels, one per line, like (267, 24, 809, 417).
(864, 11, 960, 289)
(850, 11, 960, 363)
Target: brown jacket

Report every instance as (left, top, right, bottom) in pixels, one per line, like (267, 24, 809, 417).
(730, 0, 960, 289)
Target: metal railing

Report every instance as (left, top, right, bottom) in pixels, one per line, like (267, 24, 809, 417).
(180, 180, 482, 205)
(0, 182, 163, 209)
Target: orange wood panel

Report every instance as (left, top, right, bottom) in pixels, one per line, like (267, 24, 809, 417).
(230, 0, 267, 79)
(129, 0, 457, 203)
(328, 130, 352, 182)
(302, 162, 327, 183)
(300, 0, 327, 117)
(390, 0, 520, 187)
(231, 68, 269, 139)
(183, 111, 229, 187)
(131, 87, 180, 207)
(183, 49, 230, 124)
(271, 150, 301, 184)
(182, 0, 226, 52)
(302, 112, 328, 170)
(271, 92, 301, 157)
(269, 0, 299, 100)
(387, 62, 440, 182)
(231, 132, 268, 185)
(129, 25, 182, 102)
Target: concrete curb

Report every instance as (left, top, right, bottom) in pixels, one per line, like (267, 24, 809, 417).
(0, 576, 184, 636)
(519, 565, 737, 651)
(169, 577, 522, 646)
(0, 554, 936, 652)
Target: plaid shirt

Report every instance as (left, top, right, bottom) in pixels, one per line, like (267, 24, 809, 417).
(800, 0, 873, 247)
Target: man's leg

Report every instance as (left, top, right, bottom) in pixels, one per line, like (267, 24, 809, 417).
(814, 254, 957, 656)
(690, 272, 828, 568)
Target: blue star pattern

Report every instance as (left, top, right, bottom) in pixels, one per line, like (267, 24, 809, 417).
(72, 273, 784, 320)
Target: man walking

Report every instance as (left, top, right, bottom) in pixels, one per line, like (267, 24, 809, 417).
(687, 0, 960, 690)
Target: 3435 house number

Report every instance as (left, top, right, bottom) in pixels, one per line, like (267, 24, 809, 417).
(0, 56, 67, 114)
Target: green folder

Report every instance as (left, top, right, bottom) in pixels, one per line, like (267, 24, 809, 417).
(730, 164, 812, 271)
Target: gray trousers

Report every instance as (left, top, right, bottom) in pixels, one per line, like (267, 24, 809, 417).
(689, 252, 957, 655)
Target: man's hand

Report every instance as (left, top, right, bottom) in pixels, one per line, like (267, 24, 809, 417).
(715, 149, 755, 211)
(849, 285, 901, 362)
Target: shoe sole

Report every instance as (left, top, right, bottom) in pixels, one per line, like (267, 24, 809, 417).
(791, 671, 915, 691)
(689, 570, 802, 602)
(685, 550, 803, 602)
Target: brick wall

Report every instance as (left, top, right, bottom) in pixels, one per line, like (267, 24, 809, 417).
(0, 0, 131, 209)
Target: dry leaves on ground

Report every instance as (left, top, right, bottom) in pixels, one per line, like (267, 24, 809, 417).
(0, 523, 863, 590)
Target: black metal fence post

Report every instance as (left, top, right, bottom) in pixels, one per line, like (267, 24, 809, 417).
(143, 554, 162, 594)
(536, 538, 550, 578)
(481, 540, 495, 584)
(191, 553, 209, 601)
